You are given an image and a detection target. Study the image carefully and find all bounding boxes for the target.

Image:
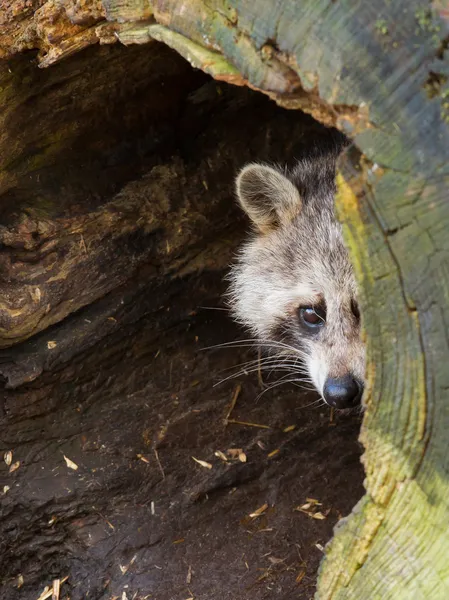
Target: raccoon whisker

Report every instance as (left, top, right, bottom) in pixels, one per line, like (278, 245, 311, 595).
(297, 397, 327, 409)
(218, 355, 301, 373)
(202, 338, 309, 356)
(254, 378, 311, 401)
(213, 363, 310, 387)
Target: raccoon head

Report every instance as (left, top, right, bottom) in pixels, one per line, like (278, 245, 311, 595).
(228, 153, 365, 410)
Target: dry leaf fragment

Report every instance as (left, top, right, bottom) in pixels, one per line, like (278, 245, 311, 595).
(17, 574, 24, 588)
(192, 457, 212, 469)
(186, 564, 192, 584)
(249, 503, 268, 518)
(4, 450, 12, 466)
(9, 461, 20, 473)
(47, 341, 57, 349)
(63, 456, 78, 470)
(3, 485, 10, 494)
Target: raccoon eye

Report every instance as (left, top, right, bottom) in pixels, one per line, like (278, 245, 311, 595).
(299, 306, 326, 328)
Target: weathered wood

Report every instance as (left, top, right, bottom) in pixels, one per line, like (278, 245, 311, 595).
(2, 1, 449, 598)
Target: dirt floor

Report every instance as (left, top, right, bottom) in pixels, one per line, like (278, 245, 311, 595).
(0, 271, 364, 600)
(0, 45, 365, 600)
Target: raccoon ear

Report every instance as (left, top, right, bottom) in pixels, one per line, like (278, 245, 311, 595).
(235, 163, 301, 232)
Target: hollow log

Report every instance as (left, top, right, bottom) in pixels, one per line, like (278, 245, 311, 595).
(1, 1, 449, 599)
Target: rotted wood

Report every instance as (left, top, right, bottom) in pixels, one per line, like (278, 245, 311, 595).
(2, 1, 449, 599)
(0, 36, 363, 598)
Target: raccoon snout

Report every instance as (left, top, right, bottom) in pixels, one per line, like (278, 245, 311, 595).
(323, 375, 363, 409)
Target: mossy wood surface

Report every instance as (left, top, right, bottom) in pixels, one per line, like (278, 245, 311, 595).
(1, 1, 449, 599)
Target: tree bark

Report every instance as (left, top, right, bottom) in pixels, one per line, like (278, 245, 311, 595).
(1, 1, 449, 599)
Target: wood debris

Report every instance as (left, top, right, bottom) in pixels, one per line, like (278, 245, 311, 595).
(283, 425, 296, 433)
(214, 450, 228, 461)
(119, 554, 136, 575)
(226, 419, 270, 429)
(36, 577, 68, 600)
(137, 453, 150, 464)
(192, 457, 212, 469)
(9, 461, 20, 473)
(267, 449, 280, 458)
(295, 497, 328, 520)
(227, 448, 247, 462)
(296, 569, 306, 583)
(224, 384, 241, 422)
(52, 578, 60, 600)
(63, 456, 78, 470)
(47, 341, 57, 349)
(4, 450, 12, 466)
(249, 503, 268, 518)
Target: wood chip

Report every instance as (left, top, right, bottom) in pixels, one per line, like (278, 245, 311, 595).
(4, 450, 12, 466)
(227, 448, 247, 462)
(283, 425, 296, 433)
(249, 503, 268, 518)
(311, 512, 326, 520)
(296, 569, 306, 583)
(17, 574, 24, 588)
(315, 543, 325, 552)
(267, 449, 280, 458)
(52, 579, 60, 600)
(192, 457, 212, 469)
(9, 461, 20, 473)
(214, 450, 228, 462)
(63, 456, 78, 470)
(238, 451, 247, 463)
(186, 564, 192, 584)
(47, 341, 57, 349)
(226, 419, 270, 429)
(36, 577, 68, 600)
(137, 454, 150, 464)
(225, 384, 241, 421)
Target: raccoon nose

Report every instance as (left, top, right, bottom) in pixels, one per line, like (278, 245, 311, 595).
(323, 376, 363, 409)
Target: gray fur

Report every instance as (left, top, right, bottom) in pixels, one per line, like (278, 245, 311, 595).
(227, 142, 365, 405)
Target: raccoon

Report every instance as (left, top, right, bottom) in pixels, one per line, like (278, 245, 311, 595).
(228, 141, 365, 409)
